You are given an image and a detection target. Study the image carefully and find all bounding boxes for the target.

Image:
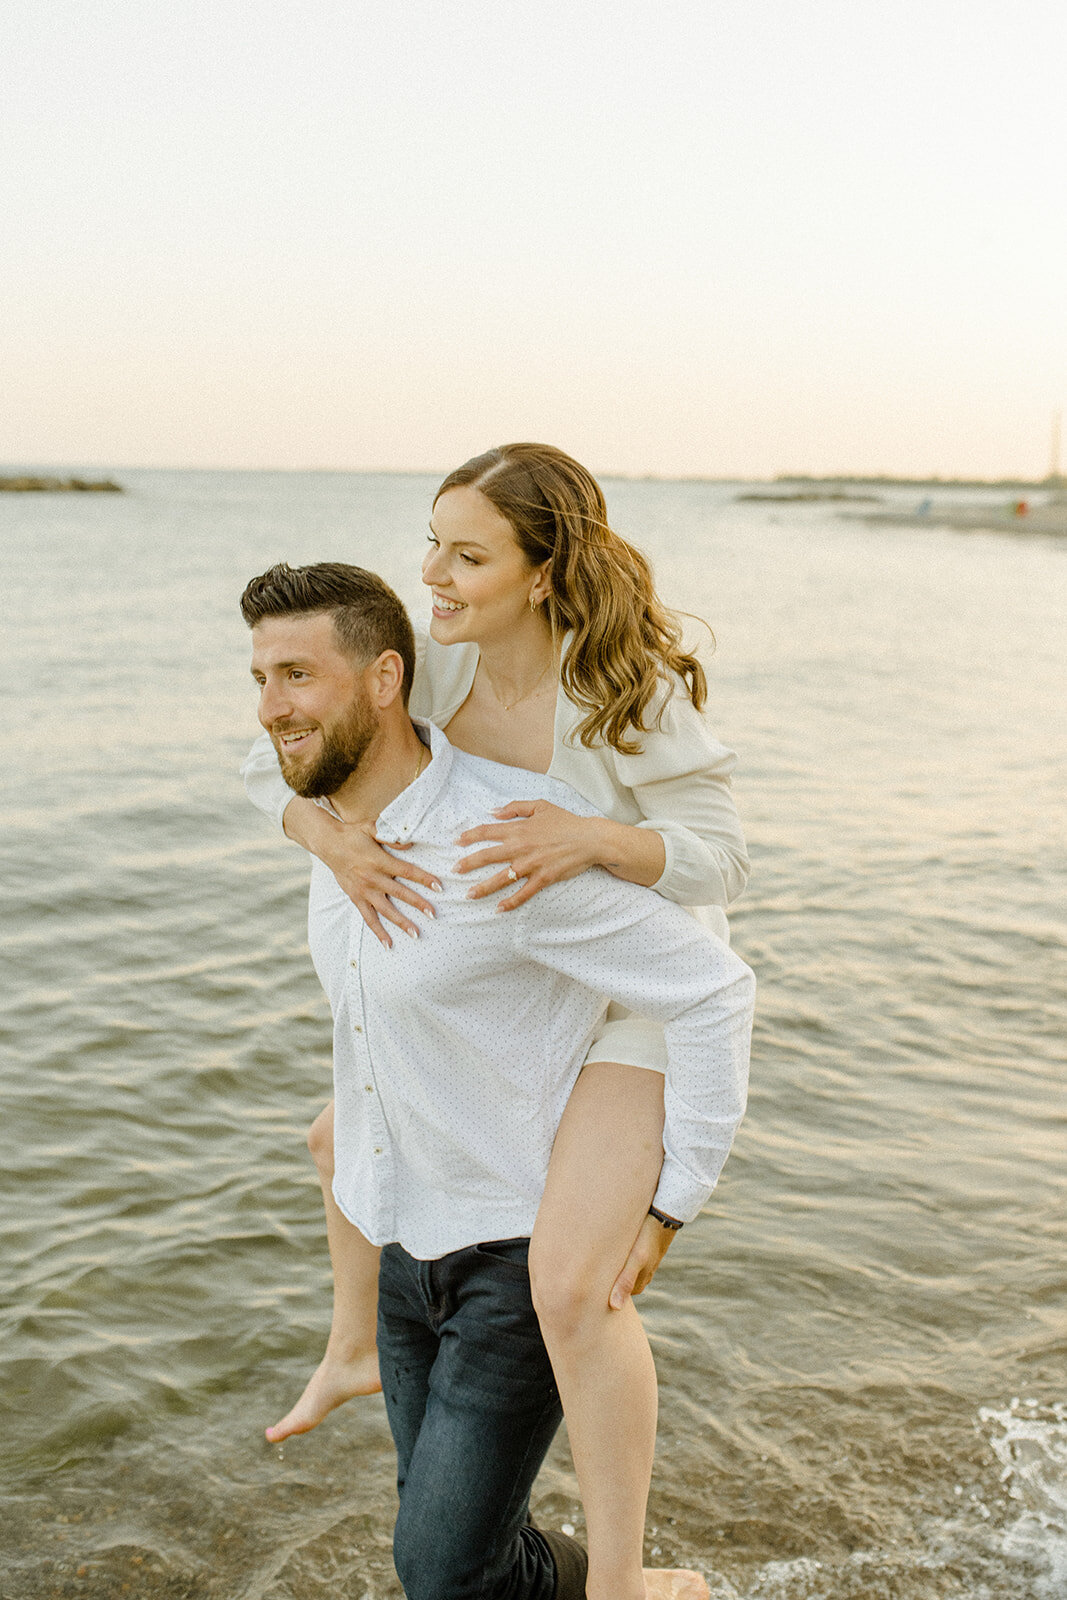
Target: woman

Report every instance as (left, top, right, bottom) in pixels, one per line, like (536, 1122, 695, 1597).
(243, 443, 749, 1600)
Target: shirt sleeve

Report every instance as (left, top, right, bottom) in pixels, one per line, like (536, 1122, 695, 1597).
(520, 874, 755, 1222)
(610, 683, 750, 911)
(240, 730, 296, 832)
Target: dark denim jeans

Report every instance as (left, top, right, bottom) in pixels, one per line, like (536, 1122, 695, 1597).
(377, 1237, 588, 1600)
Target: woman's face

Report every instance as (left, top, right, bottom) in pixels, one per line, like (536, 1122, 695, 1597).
(422, 486, 550, 647)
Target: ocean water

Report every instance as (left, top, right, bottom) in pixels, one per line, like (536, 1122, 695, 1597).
(1, 470, 1064, 1599)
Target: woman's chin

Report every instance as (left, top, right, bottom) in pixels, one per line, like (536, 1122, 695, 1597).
(428, 614, 469, 645)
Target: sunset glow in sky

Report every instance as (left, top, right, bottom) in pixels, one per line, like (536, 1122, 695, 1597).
(3, 0, 1065, 479)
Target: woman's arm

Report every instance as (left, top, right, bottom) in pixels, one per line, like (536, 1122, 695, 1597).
(456, 803, 666, 910)
(456, 686, 749, 913)
(240, 731, 441, 945)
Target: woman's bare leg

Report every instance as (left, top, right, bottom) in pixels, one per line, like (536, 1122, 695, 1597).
(529, 1063, 707, 1600)
(265, 1101, 382, 1443)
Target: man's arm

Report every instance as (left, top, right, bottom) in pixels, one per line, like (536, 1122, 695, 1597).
(519, 870, 755, 1223)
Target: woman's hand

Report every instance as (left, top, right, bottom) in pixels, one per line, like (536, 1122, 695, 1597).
(608, 1212, 678, 1308)
(301, 811, 441, 947)
(454, 801, 602, 911)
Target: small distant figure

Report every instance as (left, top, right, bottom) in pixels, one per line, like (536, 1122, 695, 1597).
(1013, 499, 1029, 517)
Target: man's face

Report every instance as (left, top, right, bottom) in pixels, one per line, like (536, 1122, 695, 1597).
(250, 612, 378, 797)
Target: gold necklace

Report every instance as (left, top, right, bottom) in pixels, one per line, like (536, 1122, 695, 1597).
(412, 740, 427, 784)
(482, 656, 556, 712)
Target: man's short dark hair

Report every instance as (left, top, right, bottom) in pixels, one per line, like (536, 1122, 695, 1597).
(240, 562, 416, 706)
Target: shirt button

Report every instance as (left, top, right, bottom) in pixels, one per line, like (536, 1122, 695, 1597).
(364, 1084, 373, 1093)
(349, 958, 358, 970)
(353, 1024, 362, 1034)
(373, 1147, 382, 1155)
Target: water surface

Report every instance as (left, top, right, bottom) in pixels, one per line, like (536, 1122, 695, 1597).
(2, 471, 1065, 1598)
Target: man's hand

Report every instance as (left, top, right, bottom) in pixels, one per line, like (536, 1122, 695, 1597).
(609, 1212, 679, 1310)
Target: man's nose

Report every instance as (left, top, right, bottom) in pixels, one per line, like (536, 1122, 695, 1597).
(258, 679, 291, 727)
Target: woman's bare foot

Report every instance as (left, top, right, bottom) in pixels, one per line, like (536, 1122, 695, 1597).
(265, 1348, 382, 1443)
(643, 1572, 710, 1600)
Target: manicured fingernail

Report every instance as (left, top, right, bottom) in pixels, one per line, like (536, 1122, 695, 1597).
(430, 881, 443, 892)
(407, 927, 419, 940)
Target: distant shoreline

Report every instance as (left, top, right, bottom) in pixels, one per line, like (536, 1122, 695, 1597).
(1, 465, 1063, 489)
(0, 475, 123, 493)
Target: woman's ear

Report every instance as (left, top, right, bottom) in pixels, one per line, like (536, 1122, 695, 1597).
(529, 560, 553, 608)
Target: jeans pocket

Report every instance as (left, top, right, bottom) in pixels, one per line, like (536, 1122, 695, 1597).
(472, 1237, 532, 1277)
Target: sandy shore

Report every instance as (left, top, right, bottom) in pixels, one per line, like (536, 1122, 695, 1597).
(843, 500, 1067, 536)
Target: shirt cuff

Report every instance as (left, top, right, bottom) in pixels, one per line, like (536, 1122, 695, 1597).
(651, 1155, 715, 1226)
(638, 817, 678, 898)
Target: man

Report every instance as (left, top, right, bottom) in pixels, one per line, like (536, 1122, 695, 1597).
(242, 561, 755, 1600)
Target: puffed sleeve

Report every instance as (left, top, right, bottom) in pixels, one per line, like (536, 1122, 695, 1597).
(240, 626, 431, 832)
(611, 684, 750, 910)
(240, 731, 295, 831)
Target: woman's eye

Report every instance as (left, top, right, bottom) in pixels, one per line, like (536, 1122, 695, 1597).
(460, 552, 479, 565)
(426, 534, 439, 547)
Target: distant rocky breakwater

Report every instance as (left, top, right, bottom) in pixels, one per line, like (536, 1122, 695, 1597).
(0, 474, 123, 492)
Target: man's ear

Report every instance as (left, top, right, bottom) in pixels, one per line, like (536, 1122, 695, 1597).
(366, 649, 406, 709)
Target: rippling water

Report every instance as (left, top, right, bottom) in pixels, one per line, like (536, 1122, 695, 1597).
(2, 471, 1065, 1598)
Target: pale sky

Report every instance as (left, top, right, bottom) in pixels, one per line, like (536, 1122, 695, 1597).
(3, 0, 1065, 479)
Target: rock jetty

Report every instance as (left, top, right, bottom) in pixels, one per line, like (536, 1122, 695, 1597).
(0, 475, 123, 492)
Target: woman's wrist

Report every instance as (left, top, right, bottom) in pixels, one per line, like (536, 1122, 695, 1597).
(592, 817, 666, 888)
(282, 796, 341, 860)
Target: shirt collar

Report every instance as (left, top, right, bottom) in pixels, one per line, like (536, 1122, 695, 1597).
(314, 719, 451, 837)
(374, 719, 452, 842)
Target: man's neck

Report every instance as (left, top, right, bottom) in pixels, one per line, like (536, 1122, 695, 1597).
(327, 719, 428, 824)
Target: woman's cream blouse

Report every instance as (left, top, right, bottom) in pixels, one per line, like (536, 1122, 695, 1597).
(241, 632, 749, 938)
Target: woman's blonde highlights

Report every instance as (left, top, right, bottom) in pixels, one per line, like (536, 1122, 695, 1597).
(434, 444, 709, 754)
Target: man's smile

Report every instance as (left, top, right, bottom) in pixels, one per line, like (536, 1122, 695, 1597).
(274, 725, 318, 751)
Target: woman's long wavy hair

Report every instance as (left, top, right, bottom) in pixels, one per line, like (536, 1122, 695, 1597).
(433, 443, 709, 754)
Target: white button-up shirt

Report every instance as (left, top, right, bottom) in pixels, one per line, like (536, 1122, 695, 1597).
(308, 722, 754, 1259)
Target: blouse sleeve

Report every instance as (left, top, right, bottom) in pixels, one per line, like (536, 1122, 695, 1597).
(240, 625, 431, 833)
(610, 684, 750, 911)
(240, 731, 296, 832)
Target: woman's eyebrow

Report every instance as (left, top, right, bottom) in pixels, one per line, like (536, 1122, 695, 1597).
(428, 521, 490, 553)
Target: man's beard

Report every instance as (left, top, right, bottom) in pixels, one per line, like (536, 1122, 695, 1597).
(274, 696, 378, 798)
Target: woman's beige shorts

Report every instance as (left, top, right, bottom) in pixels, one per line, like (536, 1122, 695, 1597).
(582, 1003, 668, 1074)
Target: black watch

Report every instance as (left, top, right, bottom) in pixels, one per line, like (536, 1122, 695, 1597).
(648, 1205, 683, 1231)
